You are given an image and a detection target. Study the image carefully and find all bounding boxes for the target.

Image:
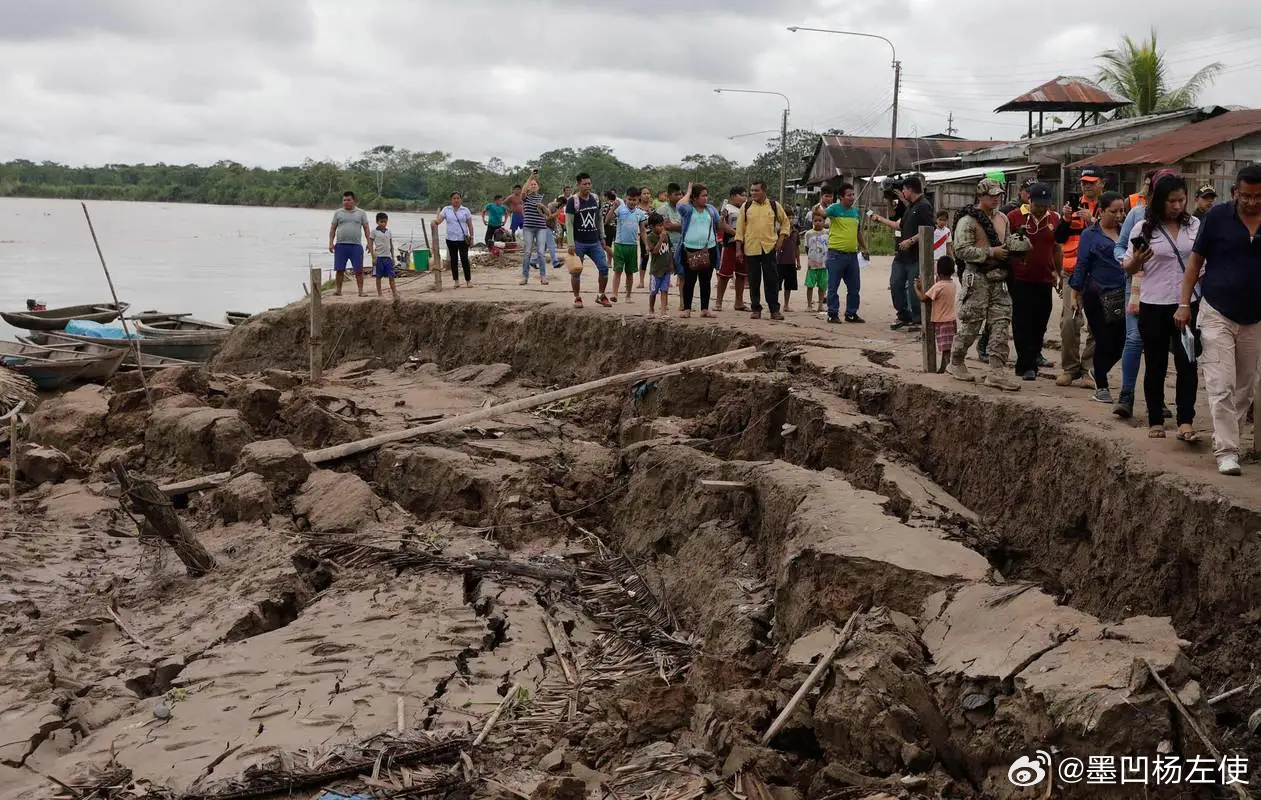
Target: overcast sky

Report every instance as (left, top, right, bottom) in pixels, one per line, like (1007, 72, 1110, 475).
(2, 0, 1258, 170)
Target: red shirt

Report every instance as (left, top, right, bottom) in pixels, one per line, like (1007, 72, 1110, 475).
(1008, 208, 1061, 284)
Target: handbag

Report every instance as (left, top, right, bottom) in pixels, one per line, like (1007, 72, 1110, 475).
(1157, 223, 1203, 357)
(1100, 287, 1126, 322)
(685, 208, 715, 270)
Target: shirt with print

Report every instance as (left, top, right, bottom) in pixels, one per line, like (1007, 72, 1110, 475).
(645, 230, 674, 278)
(566, 194, 602, 245)
(896, 196, 935, 264)
(805, 230, 828, 268)
(932, 225, 952, 261)
(331, 207, 369, 245)
(614, 202, 647, 246)
(522, 193, 549, 230)
(1193, 201, 1261, 324)
(439, 205, 473, 242)
(824, 202, 860, 252)
(370, 226, 393, 259)
(483, 203, 506, 228)
(721, 203, 742, 247)
(1007, 208, 1060, 285)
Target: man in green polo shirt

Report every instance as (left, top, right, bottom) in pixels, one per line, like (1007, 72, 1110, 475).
(822, 183, 867, 323)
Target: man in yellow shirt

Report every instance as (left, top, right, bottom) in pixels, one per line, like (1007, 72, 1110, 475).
(735, 181, 791, 320)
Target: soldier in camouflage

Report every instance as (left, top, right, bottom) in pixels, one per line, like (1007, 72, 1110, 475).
(946, 179, 1031, 390)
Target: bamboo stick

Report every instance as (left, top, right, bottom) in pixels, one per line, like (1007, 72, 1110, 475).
(309, 266, 324, 382)
(157, 346, 757, 496)
(4, 400, 23, 511)
(761, 610, 862, 746)
(81, 202, 151, 407)
(473, 683, 521, 747)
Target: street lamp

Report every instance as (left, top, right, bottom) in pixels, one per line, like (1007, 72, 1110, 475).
(787, 26, 901, 175)
(714, 88, 791, 204)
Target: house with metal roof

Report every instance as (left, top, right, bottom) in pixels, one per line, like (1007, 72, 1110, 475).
(1067, 109, 1261, 197)
(800, 134, 1005, 188)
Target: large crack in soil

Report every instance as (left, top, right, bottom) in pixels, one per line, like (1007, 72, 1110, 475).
(4, 298, 1255, 799)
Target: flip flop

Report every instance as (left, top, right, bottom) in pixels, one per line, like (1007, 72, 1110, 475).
(1176, 428, 1199, 442)
(1148, 427, 1166, 439)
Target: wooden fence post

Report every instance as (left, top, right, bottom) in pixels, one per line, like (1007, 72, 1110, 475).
(919, 224, 935, 373)
(309, 266, 323, 382)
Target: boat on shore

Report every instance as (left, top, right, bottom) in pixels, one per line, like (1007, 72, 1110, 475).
(1, 302, 131, 332)
(29, 331, 225, 363)
(225, 311, 252, 326)
(25, 333, 198, 371)
(0, 341, 127, 388)
(131, 314, 232, 337)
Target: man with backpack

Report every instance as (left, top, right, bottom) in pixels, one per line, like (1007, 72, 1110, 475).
(735, 181, 790, 320)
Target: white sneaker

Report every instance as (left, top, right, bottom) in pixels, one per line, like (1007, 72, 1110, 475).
(465, 281, 472, 288)
(1218, 456, 1243, 476)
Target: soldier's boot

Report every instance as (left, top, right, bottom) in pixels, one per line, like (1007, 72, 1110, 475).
(983, 357, 1021, 392)
(945, 354, 974, 382)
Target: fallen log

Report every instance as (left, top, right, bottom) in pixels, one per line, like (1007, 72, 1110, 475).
(761, 610, 861, 746)
(113, 463, 217, 577)
(159, 346, 758, 496)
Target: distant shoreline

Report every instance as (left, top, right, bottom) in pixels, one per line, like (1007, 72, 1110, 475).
(1, 193, 439, 214)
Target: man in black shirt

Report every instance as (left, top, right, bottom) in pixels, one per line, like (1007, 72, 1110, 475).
(877, 175, 934, 330)
(565, 172, 611, 309)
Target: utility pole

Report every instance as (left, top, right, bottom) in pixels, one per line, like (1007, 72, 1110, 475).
(779, 107, 789, 204)
(946, 112, 957, 137)
(890, 59, 901, 174)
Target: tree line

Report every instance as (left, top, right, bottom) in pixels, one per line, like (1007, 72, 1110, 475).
(0, 131, 829, 211)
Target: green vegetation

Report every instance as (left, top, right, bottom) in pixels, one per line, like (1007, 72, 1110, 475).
(1097, 30, 1222, 119)
(0, 131, 832, 211)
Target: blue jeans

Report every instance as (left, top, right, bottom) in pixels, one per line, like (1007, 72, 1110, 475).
(530, 228, 558, 271)
(825, 251, 860, 318)
(574, 241, 609, 275)
(1119, 275, 1142, 394)
(521, 228, 549, 278)
(890, 258, 921, 322)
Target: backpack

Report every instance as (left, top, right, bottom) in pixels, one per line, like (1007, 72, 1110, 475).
(741, 198, 782, 234)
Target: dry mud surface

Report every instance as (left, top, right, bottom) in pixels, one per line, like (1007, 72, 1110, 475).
(1, 295, 1259, 800)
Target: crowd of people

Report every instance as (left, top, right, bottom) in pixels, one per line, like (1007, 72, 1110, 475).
(328, 162, 1261, 477)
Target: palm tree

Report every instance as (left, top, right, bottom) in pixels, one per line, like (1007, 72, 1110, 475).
(1096, 30, 1222, 118)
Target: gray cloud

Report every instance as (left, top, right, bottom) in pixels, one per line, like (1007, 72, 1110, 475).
(0, 0, 1256, 169)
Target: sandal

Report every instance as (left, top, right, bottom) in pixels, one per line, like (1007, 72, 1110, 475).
(1176, 426, 1199, 442)
(1148, 426, 1166, 439)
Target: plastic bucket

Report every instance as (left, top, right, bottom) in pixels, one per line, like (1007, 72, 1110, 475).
(412, 249, 431, 272)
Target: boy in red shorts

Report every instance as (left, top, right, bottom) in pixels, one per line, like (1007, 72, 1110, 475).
(714, 186, 747, 311)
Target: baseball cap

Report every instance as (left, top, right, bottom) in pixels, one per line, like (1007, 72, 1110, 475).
(1080, 167, 1103, 183)
(977, 178, 1006, 196)
(1028, 183, 1053, 203)
(1020, 176, 1038, 189)
(1197, 184, 1218, 198)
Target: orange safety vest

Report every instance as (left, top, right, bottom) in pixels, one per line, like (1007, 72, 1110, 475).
(1128, 193, 1146, 211)
(1060, 196, 1100, 273)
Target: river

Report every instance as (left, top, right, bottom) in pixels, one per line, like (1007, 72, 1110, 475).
(0, 197, 486, 338)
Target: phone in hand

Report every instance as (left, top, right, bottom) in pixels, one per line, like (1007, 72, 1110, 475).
(1131, 235, 1149, 250)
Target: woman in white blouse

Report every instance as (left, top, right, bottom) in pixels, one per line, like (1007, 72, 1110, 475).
(1123, 174, 1200, 441)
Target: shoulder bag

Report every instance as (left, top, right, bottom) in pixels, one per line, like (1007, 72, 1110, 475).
(1157, 222, 1202, 357)
(686, 209, 715, 270)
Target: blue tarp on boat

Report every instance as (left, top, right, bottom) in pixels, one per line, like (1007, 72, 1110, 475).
(65, 319, 138, 339)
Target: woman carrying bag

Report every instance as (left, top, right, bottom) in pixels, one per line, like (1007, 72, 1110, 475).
(1122, 173, 1201, 440)
(1068, 192, 1129, 404)
(676, 182, 721, 318)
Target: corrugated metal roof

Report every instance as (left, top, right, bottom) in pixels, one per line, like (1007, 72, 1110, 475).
(803, 135, 1007, 184)
(867, 164, 1039, 185)
(1068, 109, 1261, 167)
(996, 76, 1131, 113)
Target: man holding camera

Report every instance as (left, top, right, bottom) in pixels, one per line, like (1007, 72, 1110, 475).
(1054, 167, 1105, 387)
(947, 179, 1031, 390)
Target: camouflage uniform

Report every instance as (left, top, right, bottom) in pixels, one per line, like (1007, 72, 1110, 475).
(947, 180, 1030, 391)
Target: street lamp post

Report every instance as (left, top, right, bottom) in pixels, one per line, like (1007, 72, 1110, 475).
(788, 26, 900, 175)
(714, 88, 791, 204)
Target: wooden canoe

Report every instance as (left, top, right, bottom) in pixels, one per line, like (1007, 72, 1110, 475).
(25, 334, 198, 370)
(133, 316, 232, 336)
(0, 341, 127, 388)
(29, 331, 224, 362)
(0, 302, 131, 332)
(225, 311, 253, 326)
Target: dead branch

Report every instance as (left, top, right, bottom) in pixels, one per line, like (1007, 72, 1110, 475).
(113, 462, 216, 577)
(761, 610, 862, 746)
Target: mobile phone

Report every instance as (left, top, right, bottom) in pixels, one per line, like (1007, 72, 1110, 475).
(1131, 235, 1149, 250)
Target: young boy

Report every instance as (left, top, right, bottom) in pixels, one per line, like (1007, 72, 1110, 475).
(776, 218, 801, 312)
(932, 211, 953, 262)
(605, 187, 646, 304)
(644, 212, 673, 316)
(804, 212, 828, 312)
(370, 212, 397, 300)
(915, 256, 958, 373)
(482, 195, 507, 247)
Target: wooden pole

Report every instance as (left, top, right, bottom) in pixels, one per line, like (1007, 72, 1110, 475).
(761, 610, 862, 745)
(4, 400, 23, 511)
(113, 462, 216, 576)
(309, 266, 324, 382)
(918, 224, 935, 373)
(81, 202, 152, 407)
(430, 220, 443, 293)
(158, 346, 758, 496)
